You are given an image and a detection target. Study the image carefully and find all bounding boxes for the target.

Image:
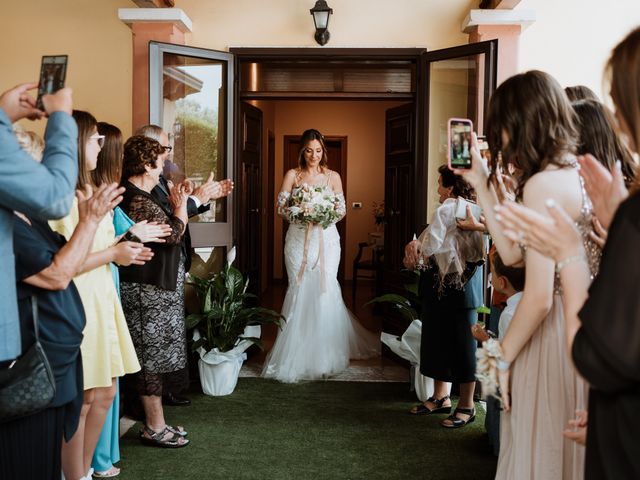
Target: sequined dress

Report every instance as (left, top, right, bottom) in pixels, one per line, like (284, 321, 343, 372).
(496, 167, 601, 480)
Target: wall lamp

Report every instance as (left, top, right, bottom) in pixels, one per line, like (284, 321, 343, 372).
(310, 0, 333, 46)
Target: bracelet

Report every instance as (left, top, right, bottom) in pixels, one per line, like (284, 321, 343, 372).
(496, 359, 511, 371)
(555, 254, 586, 274)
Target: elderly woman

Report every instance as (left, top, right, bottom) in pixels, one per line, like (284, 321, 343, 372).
(118, 135, 191, 448)
(404, 164, 484, 428)
(0, 127, 123, 480)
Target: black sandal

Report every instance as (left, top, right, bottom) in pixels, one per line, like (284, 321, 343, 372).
(441, 407, 476, 428)
(409, 395, 452, 415)
(139, 425, 190, 448)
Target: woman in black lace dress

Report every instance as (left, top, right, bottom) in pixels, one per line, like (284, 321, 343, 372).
(118, 135, 191, 448)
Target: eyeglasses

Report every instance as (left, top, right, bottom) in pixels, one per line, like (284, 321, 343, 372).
(89, 134, 105, 148)
(162, 145, 173, 153)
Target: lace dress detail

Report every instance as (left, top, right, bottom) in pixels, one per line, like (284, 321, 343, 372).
(119, 194, 188, 396)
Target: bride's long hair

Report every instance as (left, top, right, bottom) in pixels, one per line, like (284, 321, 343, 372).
(298, 129, 328, 169)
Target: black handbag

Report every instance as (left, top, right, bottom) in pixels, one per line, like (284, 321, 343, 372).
(0, 297, 56, 423)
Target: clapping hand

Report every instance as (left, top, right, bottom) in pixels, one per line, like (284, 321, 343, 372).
(578, 154, 628, 229)
(492, 165, 517, 204)
(192, 173, 235, 204)
(495, 200, 583, 262)
(168, 179, 193, 212)
(113, 241, 153, 266)
(128, 220, 172, 243)
(589, 216, 608, 249)
(77, 183, 124, 225)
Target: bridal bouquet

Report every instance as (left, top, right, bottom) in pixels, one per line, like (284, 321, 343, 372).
(284, 184, 343, 228)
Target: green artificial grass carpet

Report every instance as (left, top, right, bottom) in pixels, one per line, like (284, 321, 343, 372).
(118, 378, 497, 480)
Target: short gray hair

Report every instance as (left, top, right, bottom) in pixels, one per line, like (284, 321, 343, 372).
(134, 124, 164, 143)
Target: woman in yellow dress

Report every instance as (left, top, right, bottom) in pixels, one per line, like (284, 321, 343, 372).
(50, 110, 148, 480)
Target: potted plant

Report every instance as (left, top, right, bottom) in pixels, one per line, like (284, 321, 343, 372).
(366, 273, 433, 401)
(186, 247, 285, 396)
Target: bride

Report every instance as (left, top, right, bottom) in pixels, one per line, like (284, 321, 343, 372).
(262, 128, 379, 383)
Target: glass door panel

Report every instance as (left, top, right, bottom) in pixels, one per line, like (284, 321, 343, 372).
(149, 42, 235, 280)
(423, 41, 496, 223)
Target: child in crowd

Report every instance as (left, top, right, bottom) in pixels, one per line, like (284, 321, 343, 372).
(472, 251, 524, 455)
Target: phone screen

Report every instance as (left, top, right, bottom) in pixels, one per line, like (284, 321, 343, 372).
(36, 55, 68, 110)
(449, 119, 473, 169)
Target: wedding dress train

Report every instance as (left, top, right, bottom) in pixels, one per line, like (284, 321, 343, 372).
(262, 222, 380, 383)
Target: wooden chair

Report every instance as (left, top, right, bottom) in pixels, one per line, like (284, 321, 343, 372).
(352, 242, 383, 306)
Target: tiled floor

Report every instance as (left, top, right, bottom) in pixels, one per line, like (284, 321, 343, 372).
(243, 280, 410, 383)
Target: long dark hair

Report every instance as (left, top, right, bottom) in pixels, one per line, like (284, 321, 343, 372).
(298, 129, 328, 169)
(438, 164, 475, 201)
(92, 122, 123, 186)
(606, 26, 640, 192)
(565, 85, 599, 102)
(72, 110, 98, 190)
(572, 99, 636, 186)
(486, 70, 579, 198)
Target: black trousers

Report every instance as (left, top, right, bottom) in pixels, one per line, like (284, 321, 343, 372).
(0, 405, 64, 480)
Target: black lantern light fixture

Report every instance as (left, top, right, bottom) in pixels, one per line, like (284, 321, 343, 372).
(310, 0, 333, 46)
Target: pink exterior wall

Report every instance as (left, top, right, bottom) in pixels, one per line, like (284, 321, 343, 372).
(469, 24, 522, 85)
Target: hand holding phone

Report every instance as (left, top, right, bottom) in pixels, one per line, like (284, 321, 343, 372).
(448, 118, 473, 169)
(36, 55, 68, 111)
(41, 87, 73, 116)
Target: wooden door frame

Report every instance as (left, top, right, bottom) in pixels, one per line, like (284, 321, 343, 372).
(231, 47, 426, 233)
(266, 130, 275, 286)
(281, 135, 348, 284)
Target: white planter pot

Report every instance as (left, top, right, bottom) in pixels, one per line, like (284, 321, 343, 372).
(194, 325, 261, 396)
(198, 354, 245, 396)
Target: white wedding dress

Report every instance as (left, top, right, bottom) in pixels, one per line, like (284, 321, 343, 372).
(262, 179, 380, 383)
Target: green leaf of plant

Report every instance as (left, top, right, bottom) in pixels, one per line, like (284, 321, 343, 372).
(365, 293, 413, 307)
(185, 313, 203, 330)
(191, 337, 206, 352)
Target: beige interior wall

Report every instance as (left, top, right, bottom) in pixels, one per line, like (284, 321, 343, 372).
(267, 100, 404, 280)
(518, 0, 640, 99)
(2, 0, 135, 137)
(178, 0, 475, 51)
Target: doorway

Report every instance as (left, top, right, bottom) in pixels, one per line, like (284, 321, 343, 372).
(148, 44, 497, 310)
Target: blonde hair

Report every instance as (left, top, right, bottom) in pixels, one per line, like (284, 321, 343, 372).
(12, 124, 44, 161)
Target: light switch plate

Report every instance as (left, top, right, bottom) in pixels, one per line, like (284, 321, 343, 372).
(352, 202, 362, 209)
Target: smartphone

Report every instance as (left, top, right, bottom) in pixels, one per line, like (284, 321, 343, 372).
(454, 197, 482, 220)
(36, 55, 68, 111)
(477, 135, 489, 159)
(448, 118, 473, 169)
